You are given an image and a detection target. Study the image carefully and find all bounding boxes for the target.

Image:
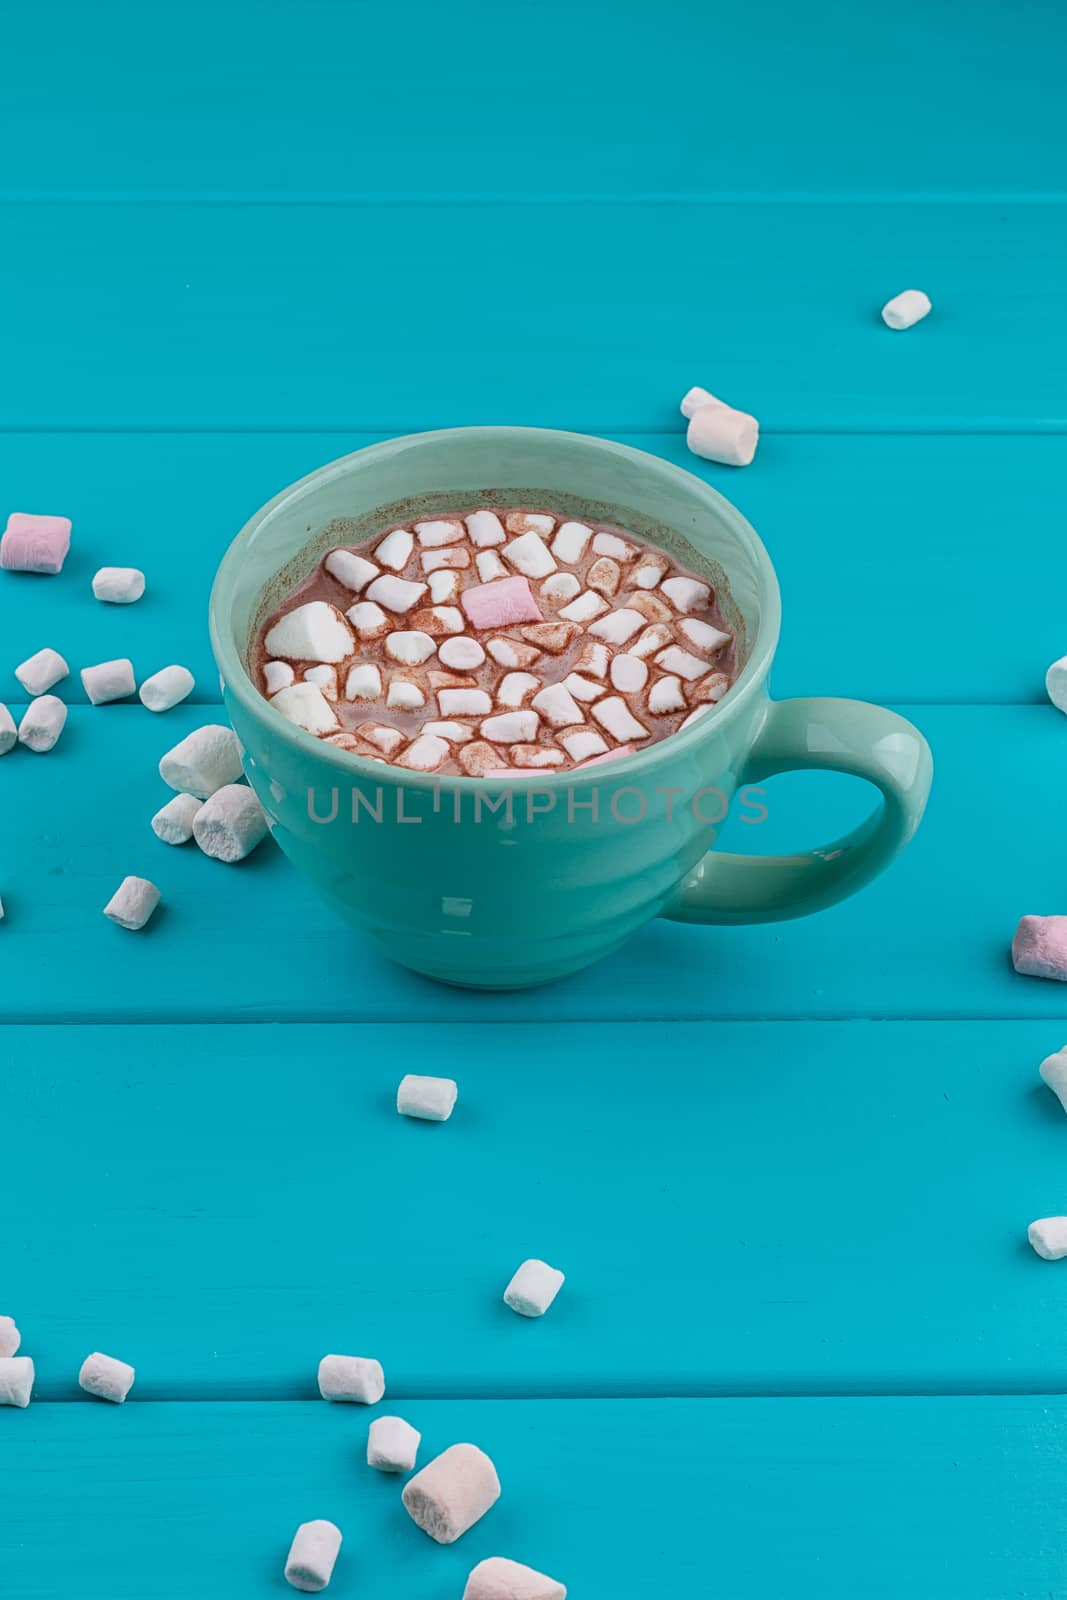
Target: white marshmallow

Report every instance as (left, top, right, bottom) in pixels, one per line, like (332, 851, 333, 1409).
(661, 576, 712, 613)
(428, 606, 465, 634)
(397, 1073, 458, 1121)
(630, 623, 674, 660)
(648, 674, 686, 713)
(573, 641, 609, 679)
(18, 695, 67, 752)
(551, 521, 593, 563)
(152, 791, 203, 845)
(358, 723, 405, 756)
(497, 673, 541, 708)
(592, 531, 635, 561)
(271, 683, 340, 734)
(477, 550, 509, 582)
(285, 1520, 342, 1592)
(680, 618, 730, 655)
(368, 1415, 422, 1474)
(15, 647, 68, 696)
(396, 735, 449, 772)
(481, 710, 539, 743)
(633, 556, 668, 589)
(881, 289, 932, 330)
(264, 602, 354, 663)
(366, 574, 428, 614)
(385, 630, 437, 666)
(318, 1354, 386, 1404)
(512, 747, 564, 767)
(139, 664, 195, 712)
(429, 569, 460, 603)
(422, 546, 471, 573)
(686, 402, 759, 468)
(559, 591, 608, 624)
(388, 679, 426, 710)
(467, 510, 507, 547)
(344, 663, 382, 701)
(263, 660, 295, 695)
(81, 658, 136, 704)
(610, 654, 648, 693)
(402, 1443, 501, 1544)
(541, 572, 581, 602)
(591, 696, 649, 742)
(92, 566, 145, 604)
(194, 784, 269, 862)
(464, 1558, 566, 1600)
(79, 1350, 135, 1402)
(440, 688, 493, 716)
(304, 665, 338, 698)
(1046, 656, 1067, 714)
(531, 683, 584, 728)
(486, 638, 528, 668)
(0, 1316, 21, 1357)
(159, 725, 243, 797)
(559, 729, 608, 762)
(0, 703, 16, 755)
(325, 549, 378, 592)
(562, 672, 608, 703)
(506, 512, 554, 535)
(588, 608, 644, 645)
(424, 721, 474, 743)
(1040, 1047, 1067, 1111)
(680, 384, 722, 418)
(504, 532, 556, 580)
(439, 636, 485, 671)
(0, 1356, 34, 1407)
(103, 875, 161, 931)
(374, 527, 414, 570)
(504, 1258, 565, 1317)
(415, 518, 465, 547)
(346, 601, 391, 639)
(1029, 1217, 1067, 1260)
(655, 645, 711, 680)
(681, 705, 711, 729)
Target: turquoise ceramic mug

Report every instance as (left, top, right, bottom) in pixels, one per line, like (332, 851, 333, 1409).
(210, 427, 932, 989)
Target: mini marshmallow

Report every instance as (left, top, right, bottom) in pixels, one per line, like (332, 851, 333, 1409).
(559, 728, 608, 762)
(592, 696, 649, 742)
(1, 513, 71, 574)
(648, 674, 686, 714)
(397, 1073, 458, 1121)
(396, 735, 450, 772)
(368, 1415, 422, 1473)
(440, 688, 493, 716)
(551, 521, 593, 563)
(375, 527, 415, 569)
(559, 590, 609, 624)
(506, 512, 554, 535)
(592, 530, 635, 561)
(79, 1351, 135, 1402)
(1046, 656, 1067, 713)
(655, 645, 711, 680)
(1013, 916, 1067, 981)
(518, 623, 578, 654)
(347, 601, 391, 639)
(532, 683, 584, 728)
(482, 710, 539, 743)
(385, 630, 437, 666)
(18, 695, 67, 752)
(159, 725, 243, 797)
(366, 574, 428, 614)
(425, 606, 465, 635)
(0, 1316, 21, 1357)
(424, 721, 474, 743)
(1039, 1047, 1067, 1112)
(467, 510, 507, 547)
(477, 550, 509, 582)
(344, 663, 382, 701)
(0, 704, 15, 755)
(563, 672, 608, 703)
(303, 664, 336, 693)
(318, 1354, 386, 1404)
(325, 549, 378, 592)
(15, 647, 68, 695)
(504, 1258, 565, 1317)
(152, 791, 202, 845)
(634, 555, 669, 588)
(265, 602, 354, 663)
(541, 572, 581, 602)
(504, 532, 556, 580)
(680, 385, 722, 418)
(388, 679, 426, 710)
(439, 636, 485, 671)
(264, 661, 295, 695)
(587, 558, 621, 597)
(464, 1558, 566, 1600)
(630, 623, 674, 659)
(415, 518, 465, 547)
(662, 576, 711, 612)
(512, 745, 564, 767)
(610, 653, 648, 693)
(1029, 1217, 1067, 1261)
(588, 608, 644, 645)
(402, 1443, 501, 1544)
(422, 547, 471, 573)
(0, 1356, 34, 1407)
(357, 723, 406, 756)
(139, 664, 195, 712)
(680, 618, 730, 656)
(81, 658, 136, 704)
(487, 638, 541, 669)
(194, 784, 269, 862)
(285, 1520, 342, 1592)
(103, 876, 161, 931)
(687, 400, 759, 467)
(882, 289, 932, 330)
(691, 671, 730, 703)
(497, 673, 541, 708)
(92, 566, 145, 604)
(271, 683, 340, 734)
(463, 576, 543, 630)
(626, 589, 673, 623)
(460, 741, 504, 775)
(573, 641, 609, 679)
(429, 569, 460, 603)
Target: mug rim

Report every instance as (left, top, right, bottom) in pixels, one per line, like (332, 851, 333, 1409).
(209, 425, 782, 790)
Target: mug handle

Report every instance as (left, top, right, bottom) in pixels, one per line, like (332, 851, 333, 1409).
(661, 697, 933, 925)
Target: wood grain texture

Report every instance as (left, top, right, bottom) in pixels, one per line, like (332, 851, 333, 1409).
(3, 1396, 1067, 1597)
(6, 1019, 1067, 1398)
(0, 203, 1063, 430)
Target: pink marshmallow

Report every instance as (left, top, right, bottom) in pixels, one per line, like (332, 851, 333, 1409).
(1, 513, 72, 575)
(1012, 915, 1067, 981)
(461, 575, 543, 630)
(579, 744, 637, 768)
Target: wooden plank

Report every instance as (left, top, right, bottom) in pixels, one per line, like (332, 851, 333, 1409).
(2, 1395, 1067, 1597)
(1, 431, 1064, 706)
(4, 0, 1064, 196)
(6, 1019, 1067, 1397)
(1, 704, 1064, 1023)
(0, 203, 1063, 429)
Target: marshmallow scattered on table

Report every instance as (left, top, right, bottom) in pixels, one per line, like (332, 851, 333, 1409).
(685, 394, 759, 468)
(81, 658, 136, 705)
(1, 513, 71, 574)
(1039, 1046, 1067, 1112)
(503, 1259, 565, 1318)
(0, 1356, 34, 1407)
(152, 791, 203, 845)
(92, 566, 146, 604)
(680, 385, 722, 419)
(1012, 916, 1067, 981)
(318, 1354, 385, 1404)
(881, 289, 932, 331)
(464, 1557, 567, 1600)
(79, 1350, 135, 1402)
(0, 704, 15, 755)
(193, 783, 269, 862)
(397, 1074, 458, 1122)
(103, 876, 161, 931)
(0, 1316, 20, 1357)
(14, 647, 68, 696)
(1046, 656, 1067, 714)
(159, 725, 243, 797)
(367, 1415, 421, 1473)
(1028, 1217, 1067, 1261)
(284, 1520, 342, 1593)
(402, 1443, 501, 1544)
(18, 695, 67, 753)
(139, 664, 195, 712)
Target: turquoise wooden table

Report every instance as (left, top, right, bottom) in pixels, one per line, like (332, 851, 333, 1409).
(3, 3, 1067, 1594)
